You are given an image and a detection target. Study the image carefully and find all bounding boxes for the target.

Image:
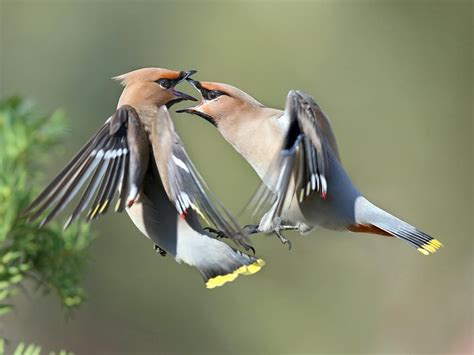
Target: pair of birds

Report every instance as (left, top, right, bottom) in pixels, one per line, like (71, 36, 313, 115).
(24, 67, 443, 289)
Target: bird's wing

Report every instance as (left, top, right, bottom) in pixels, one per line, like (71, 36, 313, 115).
(250, 90, 340, 222)
(150, 106, 252, 251)
(24, 105, 143, 228)
(126, 161, 264, 288)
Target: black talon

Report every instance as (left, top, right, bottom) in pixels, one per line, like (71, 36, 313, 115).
(275, 230, 292, 250)
(243, 224, 260, 235)
(154, 244, 167, 257)
(240, 242, 256, 255)
(203, 227, 227, 239)
(205, 227, 256, 254)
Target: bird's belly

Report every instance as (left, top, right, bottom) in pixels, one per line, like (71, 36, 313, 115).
(279, 192, 349, 232)
(125, 203, 150, 239)
(299, 194, 352, 231)
(124, 176, 180, 257)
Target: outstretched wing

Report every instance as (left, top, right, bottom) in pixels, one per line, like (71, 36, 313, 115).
(24, 105, 142, 228)
(250, 90, 340, 222)
(283, 90, 340, 200)
(150, 106, 252, 250)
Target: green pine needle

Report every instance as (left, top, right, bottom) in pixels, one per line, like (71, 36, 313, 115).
(0, 96, 93, 354)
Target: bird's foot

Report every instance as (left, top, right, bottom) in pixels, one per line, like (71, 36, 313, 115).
(240, 241, 256, 255)
(274, 229, 292, 250)
(243, 224, 260, 235)
(154, 244, 167, 257)
(203, 227, 227, 239)
(204, 227, 256, 255)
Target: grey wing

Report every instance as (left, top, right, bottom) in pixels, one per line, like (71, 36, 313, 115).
(151, 106, 252, 251)
(24, 105, 142, 228)
(126, 162, 263, 288)
(250, 90, 340, 220)
(286, 90, 340, 200)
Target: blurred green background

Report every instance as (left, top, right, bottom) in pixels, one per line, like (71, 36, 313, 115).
(1, 0, 472, 354)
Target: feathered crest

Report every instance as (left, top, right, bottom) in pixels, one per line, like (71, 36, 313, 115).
(112, 73, 128, 86)
(112, 67, 179, 87)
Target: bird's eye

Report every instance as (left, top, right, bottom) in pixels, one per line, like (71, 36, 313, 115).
(207, 90, 223, 100)
(156, 78, 172, 89)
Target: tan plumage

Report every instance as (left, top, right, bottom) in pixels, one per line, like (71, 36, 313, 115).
(24, 68, 264, 288)
(180, 79, 443, 255)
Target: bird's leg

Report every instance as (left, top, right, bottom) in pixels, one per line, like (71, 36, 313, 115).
(274, 228, 292, 250)
(242, 224, 260, 235)
(278, 225, 300, 232)
(154, 244, 167, 257)
(278, 225, 300, 249)
(205, 227, 256, 255)
(244, 223, 294, 249)
(274, 225, 299, 250)
(203, 227, 227, 239)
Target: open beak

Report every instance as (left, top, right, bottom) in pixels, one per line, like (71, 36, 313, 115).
(176, 79, 217, 126)
(186, 79, 207, 96)
(180, 70, 197, 81)
(167, 70, 198, 107)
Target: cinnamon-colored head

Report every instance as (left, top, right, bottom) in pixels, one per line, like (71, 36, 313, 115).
(115, 67, 197, 108)
(177, 80, 264, 127)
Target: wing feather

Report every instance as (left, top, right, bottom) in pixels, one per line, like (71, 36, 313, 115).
(250, 90, 340, 225)
(151, 106, 252, 250)
(24, 106, 135, 228)
(24, 124, 110, 214)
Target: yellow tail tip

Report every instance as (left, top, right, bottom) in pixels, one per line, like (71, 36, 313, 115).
(417, 239, 443, 255)
(206, 259, 265, 289)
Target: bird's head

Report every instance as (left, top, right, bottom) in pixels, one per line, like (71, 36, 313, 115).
(114, 67, 197, 108)
(177, 79, 264, 127)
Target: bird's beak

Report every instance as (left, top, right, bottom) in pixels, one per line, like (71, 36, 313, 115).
(170, 70, 198, 103)
(186, 78, 207, 96)
(180, 70, 198, 81)
(176, 79, 217, 126)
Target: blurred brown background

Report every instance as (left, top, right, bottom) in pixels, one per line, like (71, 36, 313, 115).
(1, 0, 472, 354)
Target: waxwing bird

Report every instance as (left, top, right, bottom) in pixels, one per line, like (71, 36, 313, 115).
(178, 79, 443, 255)
(24, 68, 264, 288)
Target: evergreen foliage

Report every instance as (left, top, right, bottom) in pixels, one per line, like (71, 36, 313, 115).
(0, 97, 94, 354)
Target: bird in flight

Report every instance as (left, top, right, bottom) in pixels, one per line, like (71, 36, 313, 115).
(23, 68, 264, 289)
(179, 78, 443, 255)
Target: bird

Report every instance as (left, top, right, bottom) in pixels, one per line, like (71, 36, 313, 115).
(177, 78, 443, 255)
(23, 68, 264, 289)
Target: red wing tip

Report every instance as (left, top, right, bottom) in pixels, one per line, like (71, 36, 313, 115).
(127, 199, 137, 208)
(180, 209, 189, 220)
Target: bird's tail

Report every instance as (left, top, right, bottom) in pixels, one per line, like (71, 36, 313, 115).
(352, 197, 443, 255)
(170, 213, 265, 289)
(194, 241, 266, 289)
